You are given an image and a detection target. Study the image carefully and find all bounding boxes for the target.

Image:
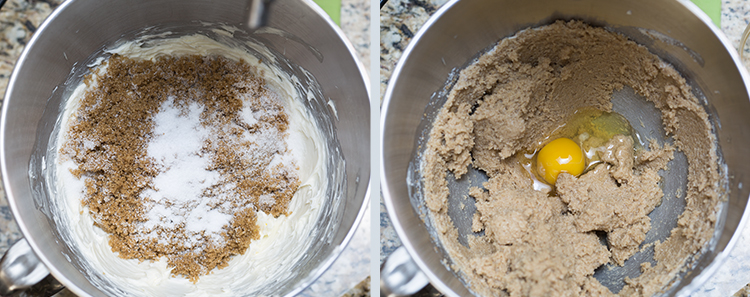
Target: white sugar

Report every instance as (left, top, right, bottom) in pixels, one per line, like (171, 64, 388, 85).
(253, 127, 284, 154)
(147, 101, 221, 204)
(268, 153, 288, 170)
(141, 99, 227, 245)
(184, 203, 232, 242)
(148, 99, 206, 163)
(257, 194, 274, 207)
(82, 138, 98, 151)
(240, 103, 258, 127)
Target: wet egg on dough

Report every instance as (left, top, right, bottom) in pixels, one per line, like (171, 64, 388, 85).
(520, 107, 644, 190)
(536, 137, 585, 185)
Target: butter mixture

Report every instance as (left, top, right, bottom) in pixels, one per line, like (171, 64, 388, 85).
(54, 34, 330, 296)
(423, 21, 721, 296)
(59, 53, 300, 282)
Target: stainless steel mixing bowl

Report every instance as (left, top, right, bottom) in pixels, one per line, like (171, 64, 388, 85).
(381, 0, 750, 296)
(0, 0, 370, 296)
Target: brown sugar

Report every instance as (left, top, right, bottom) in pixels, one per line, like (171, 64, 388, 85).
(59, 54, 300, 282)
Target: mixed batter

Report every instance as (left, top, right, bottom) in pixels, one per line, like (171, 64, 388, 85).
(423, 21, 721, 296)
(54, 34, 329, 296)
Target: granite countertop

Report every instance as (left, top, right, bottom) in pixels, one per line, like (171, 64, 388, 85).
(380, 0, 750, 296)
(0, 0, 370, 296)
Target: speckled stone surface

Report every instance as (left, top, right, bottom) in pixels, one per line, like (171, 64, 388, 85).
(0, 0, 60, 253)
(379, 0, 446, 266)
(303, 0, 371, 295)
(342, 0, 371, 71)
(0, 0, 370, 296)
(380, 0, 750, 296)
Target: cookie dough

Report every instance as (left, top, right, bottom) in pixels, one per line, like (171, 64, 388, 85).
(423, 20, 721, 297)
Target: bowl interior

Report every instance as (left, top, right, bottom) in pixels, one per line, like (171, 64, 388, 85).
(381, 0, 750, 296)
(2, 0, 370, 296)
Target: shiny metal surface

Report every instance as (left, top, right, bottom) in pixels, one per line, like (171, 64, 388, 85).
(0, 0, 370, 296)
(0, 239, 49, 296)
(246, 0, 273, 30)
(381, 0, 750, 296)
(380, 246, 428, 297)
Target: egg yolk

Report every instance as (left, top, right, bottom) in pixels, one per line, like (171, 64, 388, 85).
(536, 137, 585, 185)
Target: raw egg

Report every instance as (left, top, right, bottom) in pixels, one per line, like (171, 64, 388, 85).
(519, 107, 644, 190)
(536, 138, 585, 185)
